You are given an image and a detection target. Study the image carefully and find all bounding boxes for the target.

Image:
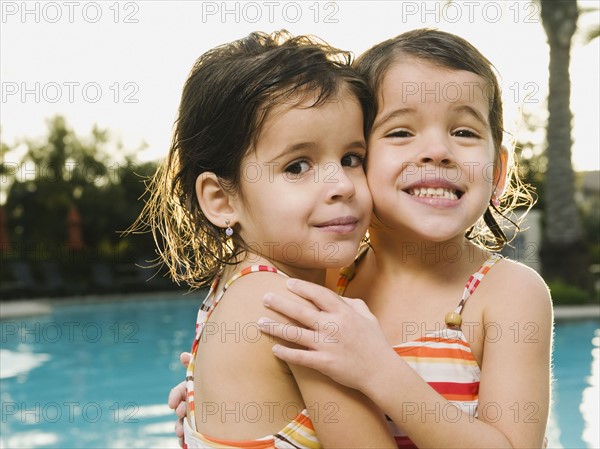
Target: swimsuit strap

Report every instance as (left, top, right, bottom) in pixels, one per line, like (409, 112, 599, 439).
(199, 264, 285, 315)
(454, 253, 503, 316)
(187, 264, 287, 432)
(222, 264, 283, 294)
(336, 243, 370, 295)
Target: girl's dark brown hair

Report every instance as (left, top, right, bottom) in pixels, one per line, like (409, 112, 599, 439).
(354, 28, 534, 251)
(131, 30, 374, 288)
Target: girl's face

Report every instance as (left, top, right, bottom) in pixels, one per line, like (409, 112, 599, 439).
(232, 87, 372, 274)
(366, 59, 502, 243)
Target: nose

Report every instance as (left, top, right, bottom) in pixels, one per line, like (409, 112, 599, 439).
(419, 131, 453, 164)
(325, 163, 356, 202)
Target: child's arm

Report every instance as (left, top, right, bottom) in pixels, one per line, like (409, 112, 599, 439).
(166, 303, 395, 448)
(259, 282, 394, 391)
(255, 275, 397, 448)
(198, 272, 397, 448)
(260, 264, 552, 448)
(469, 262, 552, 448)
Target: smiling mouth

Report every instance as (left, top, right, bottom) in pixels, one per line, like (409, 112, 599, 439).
(314, 216, 359, 233)
(406, 187, 463, 200)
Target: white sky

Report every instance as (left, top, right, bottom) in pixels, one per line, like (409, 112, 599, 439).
(1, 0, 599, 171)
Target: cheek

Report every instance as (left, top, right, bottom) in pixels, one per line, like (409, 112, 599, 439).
(249, 178, 312, 218)
(366, 177, 391, 214)
(349, 168, 372, 198)
(366, 166, 384, 204)
(367, 152, 399, 191)
(236, 180, 282, 230)
(367, 141, 399, 174)
(354, 177, 374, 217)
(472, 161, 496, 196)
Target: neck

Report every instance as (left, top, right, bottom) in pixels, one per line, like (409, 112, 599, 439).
(234, 251, 326, 286)
(368, 226, 485, 277)
(269, 260, 327, 285)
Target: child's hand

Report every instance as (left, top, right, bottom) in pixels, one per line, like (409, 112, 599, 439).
(179, 351, 191, 368)
(168, 380, 187, 446)
(168, 352, 191, 448)
(258, 279, 397, 393)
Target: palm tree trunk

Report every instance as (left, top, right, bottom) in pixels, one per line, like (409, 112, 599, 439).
(540, 0, 591, 289)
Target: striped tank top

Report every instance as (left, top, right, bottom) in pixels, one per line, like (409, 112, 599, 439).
(337, 249, 502, 449)
(184, 265, 321, 449)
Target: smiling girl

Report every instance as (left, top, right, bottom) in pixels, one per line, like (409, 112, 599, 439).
(139, 31, 400, 448)
(167, 29, 552, 449)
(259, 29, 552, 448)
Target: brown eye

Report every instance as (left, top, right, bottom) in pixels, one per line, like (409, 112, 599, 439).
(453, 129, 480, 138)
(386, 130, 413, 138)
(341, 153, 364, 167)
(284, 160, 311, 175)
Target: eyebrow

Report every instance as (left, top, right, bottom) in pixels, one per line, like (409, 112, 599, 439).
(452, 105, 489, 128)
(271, 140, 367, 161)
(281, 142, 317, 156)
(372, 108, 416, 132)
(372, 105, 489, 132)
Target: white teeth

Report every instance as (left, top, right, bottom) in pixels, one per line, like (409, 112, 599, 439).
(408, 187, 458, 200)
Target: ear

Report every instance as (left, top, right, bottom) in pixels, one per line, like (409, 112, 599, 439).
(195, 172, 238, 228)
(492, 145, 509, 197)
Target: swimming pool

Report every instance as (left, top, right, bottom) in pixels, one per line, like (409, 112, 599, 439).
(1, 296, 598, 448)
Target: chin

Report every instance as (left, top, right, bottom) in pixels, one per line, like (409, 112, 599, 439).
(321, 242, 360, 268)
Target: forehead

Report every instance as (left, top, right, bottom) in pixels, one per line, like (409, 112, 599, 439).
(258, 86, 361, 136)
(246, 86, 364, 164)
(377, 59, 490, 111)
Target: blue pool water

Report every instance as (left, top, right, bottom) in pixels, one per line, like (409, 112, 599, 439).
(547, 319, 599, 449)
(0, 296, 598, 448)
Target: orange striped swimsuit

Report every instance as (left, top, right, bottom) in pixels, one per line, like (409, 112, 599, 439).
(337, 249, 502, 449)
(184, 265, 321, 449)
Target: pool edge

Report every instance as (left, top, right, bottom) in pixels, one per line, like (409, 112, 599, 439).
(1, 295, 598, 321)
(0, 290, 202, 319)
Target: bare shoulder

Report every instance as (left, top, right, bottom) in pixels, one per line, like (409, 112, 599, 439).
(195, 269, 309, 432)
(492, 258, 551, 301)
(198, 269, 308, 375)
(215, 269, 318, 325)
(485, 257, 553, 322)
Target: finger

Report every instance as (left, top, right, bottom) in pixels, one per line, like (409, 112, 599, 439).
(271, 344, 325, 371)
(286, 278, 346, 313)
(263, 292, 322, 329)
(175, 401, 187, 419)
(258, 317, 317, 349)
(180, 352, 191, 368)
(175, 418, 184, 438)
(168, 381, 186, 409)
(342, 297, 376, 319)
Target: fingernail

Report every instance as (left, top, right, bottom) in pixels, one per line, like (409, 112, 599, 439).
(257, 317, 271, 327)
(263, 294, 272, 306)
(286, 278, 297, 289)
(272, 344, 281, 355)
